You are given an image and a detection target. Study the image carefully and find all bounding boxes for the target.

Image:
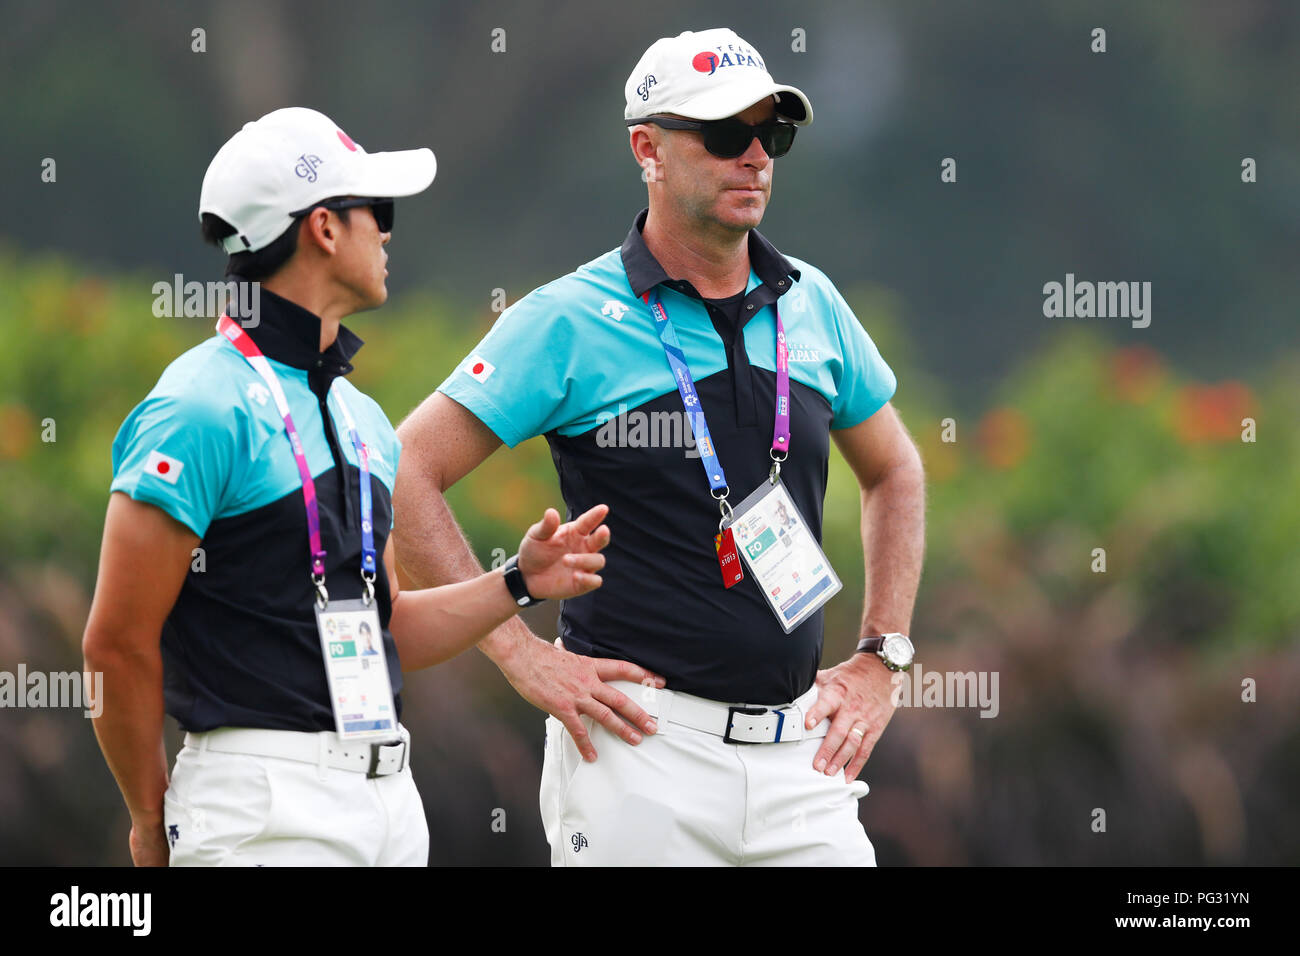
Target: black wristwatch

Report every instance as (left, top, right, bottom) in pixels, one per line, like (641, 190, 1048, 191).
(856, 633, 915, 672)
(502, 554, 544, 608)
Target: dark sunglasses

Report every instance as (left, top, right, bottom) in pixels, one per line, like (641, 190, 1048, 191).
(626, 115, 797, 159)
(290, 196, 395, 233)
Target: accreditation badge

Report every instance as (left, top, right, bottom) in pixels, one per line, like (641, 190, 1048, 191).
(723, 478, 842, 633)
(315, 599, 399, 740)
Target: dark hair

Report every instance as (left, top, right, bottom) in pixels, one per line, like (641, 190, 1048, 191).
(200, 201, 351, 282)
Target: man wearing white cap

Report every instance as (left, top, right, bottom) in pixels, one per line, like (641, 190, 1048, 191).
(395, 28, 925, 865)
(83, 107, 614, 866)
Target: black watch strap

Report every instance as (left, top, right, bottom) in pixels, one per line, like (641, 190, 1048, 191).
(502, 554, 543, 608)
(856, 636, 885, 655)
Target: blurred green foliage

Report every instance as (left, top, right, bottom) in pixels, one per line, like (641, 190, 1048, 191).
(2, 0, 1296, 403)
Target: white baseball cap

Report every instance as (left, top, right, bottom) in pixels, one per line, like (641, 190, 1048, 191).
(624, 28, 813, 126)
(199, 107, 436, 254)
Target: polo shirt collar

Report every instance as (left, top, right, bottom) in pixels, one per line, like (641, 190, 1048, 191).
(227, 278, 363, 377)
(619, 207, 800, 300)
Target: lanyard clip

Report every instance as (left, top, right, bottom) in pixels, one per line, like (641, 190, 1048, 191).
(361, 570, 376, 606)
(769, 448, 787, 484)
(711, 486, 734, 529)
(312, 573, 329, 610)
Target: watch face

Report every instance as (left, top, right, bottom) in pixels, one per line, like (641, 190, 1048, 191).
(883, 635, 913, 666)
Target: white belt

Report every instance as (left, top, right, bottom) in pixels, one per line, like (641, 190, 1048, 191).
(183, 724, 411, 778)
(607, 681, 829, 744)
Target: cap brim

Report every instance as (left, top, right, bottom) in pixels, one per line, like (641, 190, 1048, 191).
(672, 82, 814, 126)
(351, 147, 437, 198)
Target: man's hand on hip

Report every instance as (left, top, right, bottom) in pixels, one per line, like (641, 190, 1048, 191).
(803, 652, 899, 781)
(495, 635, 664, 762)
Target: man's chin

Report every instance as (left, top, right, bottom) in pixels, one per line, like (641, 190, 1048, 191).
(351, 287, 388, 315)
(715, 196, 767, 231)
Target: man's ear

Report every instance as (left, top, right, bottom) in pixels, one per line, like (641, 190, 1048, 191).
(629, 125, 662, 183)
(299, 207, 340, 255)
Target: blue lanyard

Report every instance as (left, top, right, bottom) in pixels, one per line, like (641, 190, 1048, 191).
(644, 289, 791, 521)
(329, 389, 378, 584)
(645, 291, 729, 494)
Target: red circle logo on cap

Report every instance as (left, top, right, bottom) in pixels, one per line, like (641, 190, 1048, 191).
(337, 129, 358, 152)
(692, 52, 719, 75)
(472, 362, 485, 375)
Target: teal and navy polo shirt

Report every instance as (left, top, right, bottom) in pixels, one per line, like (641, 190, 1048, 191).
(110, 286, 403, 732)
(439, 210, 896, 704)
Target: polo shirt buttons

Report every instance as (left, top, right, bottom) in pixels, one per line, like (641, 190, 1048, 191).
(746, 304, 754, 310)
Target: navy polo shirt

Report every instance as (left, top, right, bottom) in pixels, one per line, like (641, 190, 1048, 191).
(438, 210, 896, 704)
(109, 286, 403, 732)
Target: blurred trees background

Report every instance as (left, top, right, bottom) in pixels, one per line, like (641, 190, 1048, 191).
(1, 0, 1296, 864)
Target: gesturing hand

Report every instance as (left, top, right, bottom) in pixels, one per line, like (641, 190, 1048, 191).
(517, 504, 611, 601)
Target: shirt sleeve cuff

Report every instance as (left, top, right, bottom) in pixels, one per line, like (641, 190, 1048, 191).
(832, 372, 898, 431)
(109, 477, 207, 537)
(436, 383, 530, 448)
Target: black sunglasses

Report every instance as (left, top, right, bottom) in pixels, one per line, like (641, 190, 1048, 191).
(290, 196, 395, 233)
(626, 116, 797, 159)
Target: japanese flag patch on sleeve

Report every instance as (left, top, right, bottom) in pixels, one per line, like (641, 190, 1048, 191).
(144, 449, 184, 484)
(464, 355, 495, 383)
(111, 386, 236, 537)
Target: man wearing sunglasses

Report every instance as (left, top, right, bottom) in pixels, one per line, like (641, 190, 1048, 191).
(395, 27, 925, 866)
(83, 107, 613, 865)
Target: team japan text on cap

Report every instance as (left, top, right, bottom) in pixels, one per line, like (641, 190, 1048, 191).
(199, 107, 436, 254)
(624, 28, 813, 126)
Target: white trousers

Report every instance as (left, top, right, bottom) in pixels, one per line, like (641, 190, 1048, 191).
(540, 681, 877, 866)
(164, 726, 428, 866)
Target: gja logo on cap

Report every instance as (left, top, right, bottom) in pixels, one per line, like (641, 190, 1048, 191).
(294, 154, 324, 182)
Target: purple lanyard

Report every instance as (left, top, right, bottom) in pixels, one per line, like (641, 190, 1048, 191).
(644, 289, 790, 520)
(218, 315, 376, 606)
